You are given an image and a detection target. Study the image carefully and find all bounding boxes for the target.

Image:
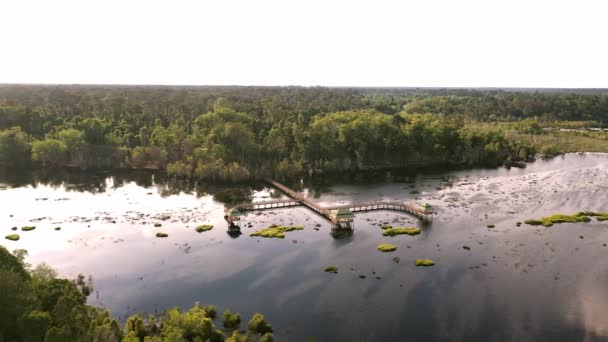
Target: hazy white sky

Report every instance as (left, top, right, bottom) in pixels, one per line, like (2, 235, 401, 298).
(0, 0, 606, 87)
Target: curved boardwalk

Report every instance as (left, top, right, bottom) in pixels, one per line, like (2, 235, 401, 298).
(225, 179, 434, 226)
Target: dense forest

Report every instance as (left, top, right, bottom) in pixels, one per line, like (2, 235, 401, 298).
(0, 246, 274, 342)
(0, 85, 607, 181)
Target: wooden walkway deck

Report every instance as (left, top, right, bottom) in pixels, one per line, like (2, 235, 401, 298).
(225, 179, 433, 226)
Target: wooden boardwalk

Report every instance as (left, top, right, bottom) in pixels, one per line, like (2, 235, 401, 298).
(225, 179, 434, 227)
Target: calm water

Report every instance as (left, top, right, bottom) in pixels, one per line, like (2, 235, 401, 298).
(2, 154, 608, 341)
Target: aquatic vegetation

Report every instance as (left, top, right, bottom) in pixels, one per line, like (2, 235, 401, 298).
(382, 227, 421, 237)
(377, 243, 397, 252)
(524, 219, 544, 226)
(324, 266, 338, 273)
(487, 224, 495, 228)
(381, 224, 393, 230)
(576, 211, 608, 217)
(463, 246, 471, 251)
(250, 225, 304, 239)
(155, 232, 168, 238)
(21, 226, 36, 231)
(154, 223, 162, 227)
(359, 275, 366, 279)
(5, 234, 20, 241)
(524, 213, 592, 227)
(195, 224, 213, 232)
(597, 216, 608, 221)
(11, 227, 17, 230)
(54, 227, 61, 231)
(415, 259, 435, 267)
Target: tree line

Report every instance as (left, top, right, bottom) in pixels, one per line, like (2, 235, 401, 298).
(0, 246, 273, 342)
(1, 85, 606, 181)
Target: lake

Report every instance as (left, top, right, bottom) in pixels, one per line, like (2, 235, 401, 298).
(2, 153, 608, 341)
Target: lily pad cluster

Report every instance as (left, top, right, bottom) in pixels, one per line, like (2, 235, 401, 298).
(250, 225, 304, 239)
(525, 211, 608, 227)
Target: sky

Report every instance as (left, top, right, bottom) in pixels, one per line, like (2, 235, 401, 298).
(0, 0, 606, 88)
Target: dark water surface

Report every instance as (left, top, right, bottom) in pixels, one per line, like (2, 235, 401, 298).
(2, 153, 608, 341)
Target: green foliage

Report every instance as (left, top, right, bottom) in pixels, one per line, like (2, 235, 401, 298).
(5, 234, 20, 241)
(19, 310, 52, 342)
(32, 139, 67, 166)
(377, 244, 397, 252)
(382, 227, 421, 237)
(415, 259, 435, 267)
(22, 225, 36, 231)
(524, 213, 593, 227)
(250, 225, 304, 238)
(195, 224, 214, 233)
(0, 245, 272, 341)
(223, 310, 241, 330)
(6, 85, 608, 180)
(0, 127, 29, 166)
(260, 332, 274, 342)
(324, 266, 338, 273)
(248, 313, 273, 335)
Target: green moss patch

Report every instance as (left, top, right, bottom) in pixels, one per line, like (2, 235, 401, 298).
(5, 234, 20, 241)
(154, 223, 162, 227)
(324, 266, 338, 273)
(382, 227, 421, 237)
(524, 213, 593, 227)
(415, 259, 435, 267)
(250, 225, 304, 239)
(156, 232, 168, 238)
(21, 226, 36, 231)
(597, 216, 608, 221)
(195, 224, 213, 233)
(377, 244, 397, 252)
(577, 211, 608, 217)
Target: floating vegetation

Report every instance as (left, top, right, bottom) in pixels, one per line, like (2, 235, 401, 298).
(598, 216, 608, 221)
(463, 246, 471, 251)
(381, 224, 393, 230)
(195, 224, 213, 233)
(5, 234, 20, 241)
(154, 223, 162, 227)
(54, 227, 61, 231)
(415, 259, 435, 267)
(324, 266, 338, 273)
(487, 224, 495, 228)
(21, 226, 36, 231)
(377, 244, 397, 252)
(382, 227, 421, 237)
(359, 275, 366, 279)
(250, 225, 304, 239)
(516, 222, 522, 226)
(11, 227, 17, 231)
(524, 213, 593, 227)
(156, 232, 168, 238)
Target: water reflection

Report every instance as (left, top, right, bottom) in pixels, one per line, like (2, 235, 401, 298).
(2, 154, 608, 341)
